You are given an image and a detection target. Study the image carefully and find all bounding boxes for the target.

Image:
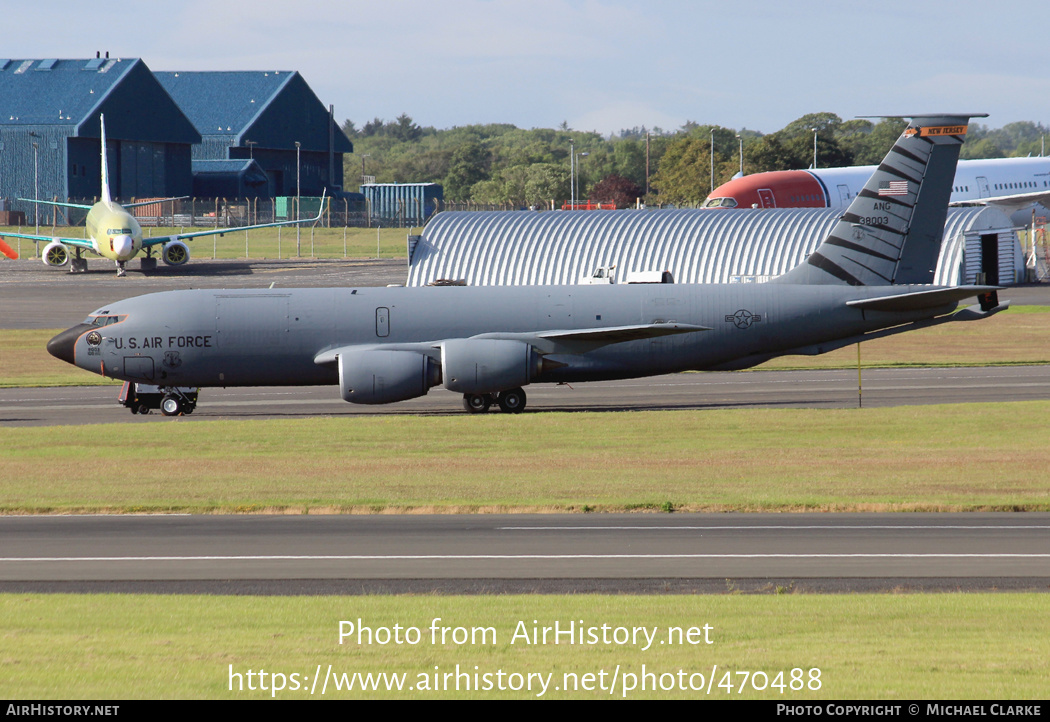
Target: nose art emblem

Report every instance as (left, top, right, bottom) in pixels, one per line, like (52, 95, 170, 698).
(86, 331, 102, 346)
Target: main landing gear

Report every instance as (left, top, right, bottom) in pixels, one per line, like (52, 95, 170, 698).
(462, 387, 527, 414)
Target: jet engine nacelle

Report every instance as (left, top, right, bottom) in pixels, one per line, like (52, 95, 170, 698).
(441, 338, 541, 394)
(162, 240, 191, 266)
(42, 240, 70, 267)
(338, 349, 440, 404)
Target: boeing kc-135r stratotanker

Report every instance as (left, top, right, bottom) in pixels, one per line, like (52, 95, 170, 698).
(48, 114, 1008, 415)
(5, 114, 324, 277)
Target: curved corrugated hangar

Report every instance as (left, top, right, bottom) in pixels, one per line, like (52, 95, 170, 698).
(407, 207, 1021, 288)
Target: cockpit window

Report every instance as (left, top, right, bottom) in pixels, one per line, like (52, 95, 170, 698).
(703, 198, 738, 208)
(88, 315, 126, 326)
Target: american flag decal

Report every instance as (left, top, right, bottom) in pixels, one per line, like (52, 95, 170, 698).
(878, 180, 908, 196)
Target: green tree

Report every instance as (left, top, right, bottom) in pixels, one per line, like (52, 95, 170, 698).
(649, 132, 720, 204)
(849, 119, 907, 165)
(390, 113, 423, 142)
(443, 138, 490, 199)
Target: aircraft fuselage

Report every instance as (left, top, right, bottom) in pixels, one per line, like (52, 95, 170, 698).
(54, 283, 956, 390)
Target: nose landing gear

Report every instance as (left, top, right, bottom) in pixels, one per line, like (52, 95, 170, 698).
(119, 382, 198, 417)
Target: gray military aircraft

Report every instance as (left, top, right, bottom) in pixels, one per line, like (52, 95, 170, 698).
(48, 114, 1008, 416)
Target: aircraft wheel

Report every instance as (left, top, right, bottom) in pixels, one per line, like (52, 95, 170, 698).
(136, 405, 151, 415)
(497, 388, 526, 414)
(160, 394, 184, 417)
(463, 393, 492, 413)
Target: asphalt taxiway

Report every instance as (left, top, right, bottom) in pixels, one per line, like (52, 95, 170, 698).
(3, 365, 1050, 426)
(1, 513, 1047, 594)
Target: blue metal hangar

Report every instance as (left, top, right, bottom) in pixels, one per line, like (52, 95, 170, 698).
(0, 57, 200, 219)
(154, 70, 353, 198)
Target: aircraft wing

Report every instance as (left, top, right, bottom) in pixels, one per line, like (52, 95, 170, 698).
(951, 189, 1050, 214)
(0, 230, 95, 250)
(473, 322, 711, 353)
(142, 191, 327, 248)
(17, 197, 94, 210)
(313, 322, 711, 366)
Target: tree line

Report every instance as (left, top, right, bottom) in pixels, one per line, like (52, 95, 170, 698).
(342, 113, 1050, 208)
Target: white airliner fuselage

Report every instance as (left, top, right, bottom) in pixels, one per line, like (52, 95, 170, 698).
(706, 156, 1050, 222)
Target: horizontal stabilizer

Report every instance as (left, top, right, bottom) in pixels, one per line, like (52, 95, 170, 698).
(952, 189, 1050, 213)
(846, 286, 1000, 313)
(777, 299, 1009, 359)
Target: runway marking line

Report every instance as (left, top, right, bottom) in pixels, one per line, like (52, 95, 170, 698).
(499, 525, 1050, 531)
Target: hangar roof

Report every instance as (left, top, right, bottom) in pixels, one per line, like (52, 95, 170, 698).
(155, 70, 295, 137)
(155, 70, 352, 153)
(408, 207, 1019, 288)
(0, 57, 199, 142)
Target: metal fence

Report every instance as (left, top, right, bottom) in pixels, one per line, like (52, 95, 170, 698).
(0, 196, 370, 229)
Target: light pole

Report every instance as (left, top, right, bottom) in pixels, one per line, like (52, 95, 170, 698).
(32, 141, 39, 235)
(812, 128, 818, 169)
(28, 131, 41, 237)
(737, 134, 743, 177)
(709, 128, 715, 194)
(575, 151, 589, 206)
(569, 139, 575, 208)
(360, 154, 371, 184)
(295, 141, 301, 257)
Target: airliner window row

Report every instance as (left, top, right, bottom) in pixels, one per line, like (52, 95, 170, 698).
(992, 181, 1047, 190)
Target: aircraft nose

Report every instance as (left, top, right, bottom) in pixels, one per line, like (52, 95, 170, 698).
(47, 324, 93, 365)
(114, 235, 134, 259)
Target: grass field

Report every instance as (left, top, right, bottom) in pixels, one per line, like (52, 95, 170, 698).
(2, 402, 1048, 513)
(0, 225, 413, 261)
(3, 305, 1048, 389)
(1, 593, 1045, 699)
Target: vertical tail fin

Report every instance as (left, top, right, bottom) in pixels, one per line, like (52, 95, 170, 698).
(99, 114, 112, 205)
(777, 113, 986, 286)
